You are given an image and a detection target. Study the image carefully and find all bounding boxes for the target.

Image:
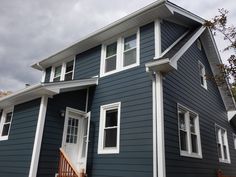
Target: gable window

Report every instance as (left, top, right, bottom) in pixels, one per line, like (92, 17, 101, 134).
(50, 59, 75, 82)
(233, 133, 236, 150)
(178, 104, 202, 158)
(98, 102, 121, 154)
(198, 61, 207, 89)
(197, 39, 202, 51)
(215, 125, 230, 163)
(0, 108, 13, 141)
(100, 30, 140, 77)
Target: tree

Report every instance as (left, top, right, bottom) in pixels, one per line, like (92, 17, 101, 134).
(204, 9, 236, 99)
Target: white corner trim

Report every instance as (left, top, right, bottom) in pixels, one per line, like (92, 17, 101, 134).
(171, 26, 205, 68)
(28, 96, 48, 177)
(154, 19, 161, 59)
(152, 73, 166, 177)
(41, 70, 46, 83)
(228, 110, 236, 121)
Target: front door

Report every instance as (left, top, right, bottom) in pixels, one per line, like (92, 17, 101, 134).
(61, 107, 90, 171)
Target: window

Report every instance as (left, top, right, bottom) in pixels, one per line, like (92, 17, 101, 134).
(233, 133, 236, 150)
(50, 59, 75, 82)
(215, 125, 231, 163)
(178, 104, 202, 158)
(198, 61, 207, 89)
(197, 39, 202, 51)
(100, 30, 140, 77)
(0, 108, 13, 141)
(98, 102, 121, 154)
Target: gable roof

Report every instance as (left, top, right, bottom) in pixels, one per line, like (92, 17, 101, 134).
(31, 0, 204, 71)
(0, 78, 98, 109)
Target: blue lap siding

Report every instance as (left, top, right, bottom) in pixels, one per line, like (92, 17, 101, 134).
(37, 90, 87, 177)
(163, 40, 236, 177)
(0, 99, 41, 177)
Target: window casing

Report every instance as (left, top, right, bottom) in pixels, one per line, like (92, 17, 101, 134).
(215, 125, 231, 163)
(198, 61, 207, 89)
(178, 104, 202, 158)
(233, 133, 236, 150)
(0, 107, 13, 141)
(98, 102, 121, 154)
(50, 59, 75, 82)
(100, 30, 140, 77)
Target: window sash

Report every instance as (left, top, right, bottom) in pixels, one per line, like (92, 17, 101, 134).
(198, 61, 207, 89)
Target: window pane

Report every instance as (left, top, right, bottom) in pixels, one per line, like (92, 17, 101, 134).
(180, 130, 187, 151)
(105, 109, 118, 127)
(65, 73, 73, 81)
(223, 145, 228, 159)
(124, 34, 136, 51)
(2, 124, 10, 136)
(190, 115, 196, 133)
(104, 128, 117, 148)
(66, 61, 74, 73)
(105, 56, 116, 72)
(123, 49, 136, 67)
(191, 134, 198, 153)
(53, 77, 60, 82)
(81, 136, 87, 158)
(5, 112, 12, 123)
(106, 43, 117, 57)
(54, 65, 62, 78)
(178, 110, 186, 130)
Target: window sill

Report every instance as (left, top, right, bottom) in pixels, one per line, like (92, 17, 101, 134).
(201, 84, 207, 90)
(219, 159, 231, 164)
(98, 147, 119, 154)
(100, 63, 139, 78)
(180, 151, 202, 159)
(0, 136, 9, 141)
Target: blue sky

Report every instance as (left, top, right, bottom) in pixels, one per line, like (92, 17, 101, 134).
(0, 0, 235, 91)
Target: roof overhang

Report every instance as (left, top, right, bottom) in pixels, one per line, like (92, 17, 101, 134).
(31, 0, 204, 71)
(0, 78, 98, 109)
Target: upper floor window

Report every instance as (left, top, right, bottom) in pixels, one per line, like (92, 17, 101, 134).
(178, 104, 202, 158)
(0, 108, 13, 141)
(215, 125, 231, 163)
(50, 59, 75, 82)
(198, 61, 207, 89)
(100, 30, 140, 77)
(98, 102, 121, 154)
(197, 39, 202, 51)
(233, 133, 236, 150)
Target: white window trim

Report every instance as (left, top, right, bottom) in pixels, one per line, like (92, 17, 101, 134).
(177, 104, 202, 159)
(0, 107, 14, 141)
(50, 57, 75, 82)
(198, 61, 207, 90)
(215, 124, 231, 164)
(98, 102, 121, 154)
(100, 29, 140, 78)
(233, 133, 236, 150)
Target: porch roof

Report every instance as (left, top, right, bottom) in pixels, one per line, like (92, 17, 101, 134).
(0, 78, 98, 109)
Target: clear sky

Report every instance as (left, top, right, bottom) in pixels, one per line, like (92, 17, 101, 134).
(0, 0, 235, 91)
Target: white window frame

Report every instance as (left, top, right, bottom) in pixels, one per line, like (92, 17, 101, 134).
(0, 107, 14, 141)
(215, 124, 231, 163)
(197, 39, 202, 51)
(98, 102, 121, 154)
(233, 133, 236, 150)
(100, 29, 140, 77)
(50, 57, 75, 82)
(198, 61, 207, 90)
(177, 104, 202, 159)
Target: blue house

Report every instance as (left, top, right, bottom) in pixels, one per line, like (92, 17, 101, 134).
(0, 1, 236, 177)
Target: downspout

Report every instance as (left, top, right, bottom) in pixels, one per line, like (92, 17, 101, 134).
(151, 71, 166, 177)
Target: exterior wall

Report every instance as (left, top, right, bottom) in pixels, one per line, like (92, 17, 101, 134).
(0, 99, 41, 177)
(161, 20, 188, 52)
(163, 40, 236, 177)
(37, 89, 87, 177)
(85, 22, 154, 177)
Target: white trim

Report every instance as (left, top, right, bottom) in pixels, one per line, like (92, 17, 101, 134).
(198, 61, 207, 90)
(41, 70, 46, 83)
(155, 73, 166, 177)
(98, 102, 121, 154)
(28, 95, 48, 177)
(158, 30, 189, 59)
(171, 26, 205, 68)
(227, 111, 236, 121)
(84, 111, 91, 172)
(152, 75, 157, 177)
(233, 133, 236, 150)
(100, 29, 140, 78)
(215, 124, 231, 164)
(154, 19, 161, 58)
(177, 104, 203, 159)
